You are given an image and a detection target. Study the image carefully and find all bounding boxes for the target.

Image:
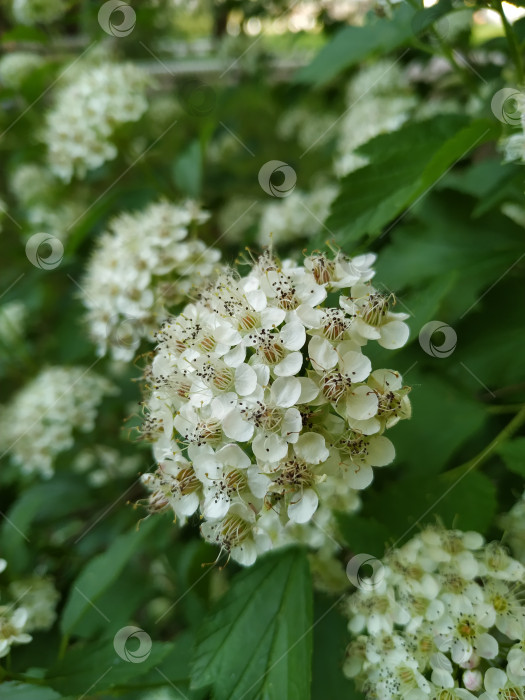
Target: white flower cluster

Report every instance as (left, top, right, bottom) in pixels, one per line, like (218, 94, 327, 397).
(257, 185, 338, 247)
(500, 490, 525, 564)
(73, 445, 142, 487)
(0, 560, 59, 659)
(345, 527, 525, 700)
(0, 51, 43, 89)
(0, 367, 115, 478)
(0, 300, 26, 349)
(334, 61, 416, 177)
(81, 200, 219, 362)
(11, 0, 67, 25)
(43, 62, 149, 181)
(140, 249, 411, 565)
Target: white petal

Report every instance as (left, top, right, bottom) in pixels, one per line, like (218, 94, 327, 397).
(261, 307, 286, 327)
(222, 411, 254, 442)
(246, 289, 267, 312)
(288, 488, 318, 523)
(252, 432, 288, 463)
(281, 408, 302, 442)
(296, 304, 323, 328)
(271, 377, 301, 407)
(367, 436, 395, 467)
(341, 351, 372, 382)
(297, 377, 320, 403)
(235, 364, 258, 396)
(232, 541, 257, 566)
(308, 336, 338, 371)
(346, 385, 379, 420)
(274, 351, 303, 376)
(217, 443, 251, 469)
(476, 633, 498, 659)
(484, 668, 507, 694)
(224, 342, 246, 367)
(378, 320, 410, 349)
(345, 462, 373, 489)
(295, 432, 329, 465)
(280, 321, 306, 351)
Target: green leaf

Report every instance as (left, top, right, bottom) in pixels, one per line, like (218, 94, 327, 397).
(295, 3, 455, 87)
(496, 438, 525, 477)
(311, 595, 355, 700)
(191, 547, 313, 700)
(173, 140, 202, 198)
(0, 684, 62, 700)
(390, 372, 488, 476)
(60, 518, 159, 636)
(325, 117, 497, 248)
(334, 514, 390, 558)
(365, 470, 497, 537)
(0, 478, 95, 573)
(46, 638, 173, 696)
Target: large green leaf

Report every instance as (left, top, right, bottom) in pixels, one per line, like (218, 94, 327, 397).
(46, 637, 173, 696)
(60, 517, 159, 636)
(191, 547, 313, 700)
(0, 684, 63, 700)
(364, 470, 497, 538)
(325, 117, 498, 248)
(496, 438, 525, 477)
(295, 2, 454, 87)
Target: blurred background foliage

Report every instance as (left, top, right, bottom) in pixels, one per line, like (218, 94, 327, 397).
(1, 0, 525, 698)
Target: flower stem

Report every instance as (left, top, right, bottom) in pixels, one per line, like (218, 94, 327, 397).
(447, 404, 525, 478)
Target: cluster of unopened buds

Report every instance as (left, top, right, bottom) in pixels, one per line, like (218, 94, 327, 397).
(344, 527, 525, 700)
(140, 249, 411, 565)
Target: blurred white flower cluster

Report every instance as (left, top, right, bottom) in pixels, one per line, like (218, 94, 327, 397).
(0, 300, 26, 349)
(0, 51, 43, 89)
(11, 0, 67, 25)
(334, 60, 417, 177)
(81, 200, 219, 362)
(43, 62, 149, 181)
(500, 490, 525, 563)
(0, 559, 59, 658)
(0, 366, 115, 478)
(257, 185, 338, 247)
(345, 527, 525, 700)
(141, 249, 411, 565)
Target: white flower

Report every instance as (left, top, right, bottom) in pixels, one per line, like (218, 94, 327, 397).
(82, 200, 219, 361)
(12, 0, 67, 24)
(0, 52, 43, 88)
(140, 249, 410, 564)
(345, 526, 525, 700)
(43, 62, 149, 181)
(0, 608, 32, 658)
(0, 367, 115, 478)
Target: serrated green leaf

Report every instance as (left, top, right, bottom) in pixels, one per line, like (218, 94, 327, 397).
(46, 637, 173, 696)
(312, 595, 355, 700)
(496, 438, 525, 477)
(325, 117, 497, 248)
(191, 547, 313, 700)
(60, 518, 159, 636)
(295, 2, 454, 87)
